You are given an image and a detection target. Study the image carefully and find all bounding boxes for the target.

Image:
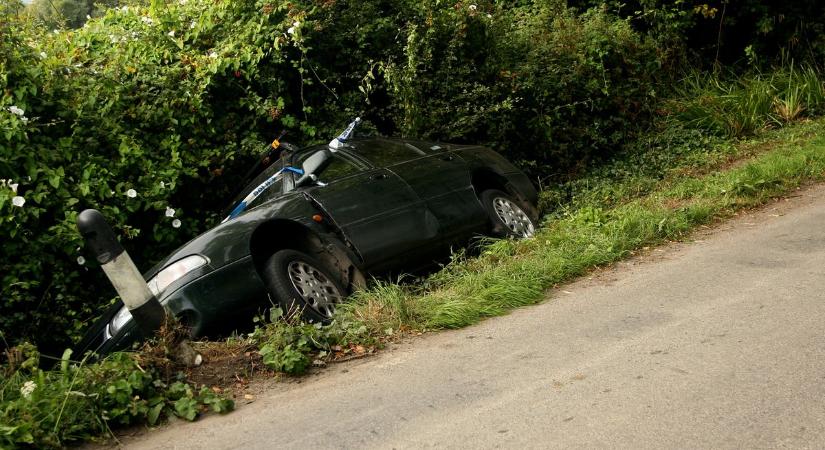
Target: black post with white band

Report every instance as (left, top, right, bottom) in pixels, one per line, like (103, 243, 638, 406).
(77, 209, 165, 337)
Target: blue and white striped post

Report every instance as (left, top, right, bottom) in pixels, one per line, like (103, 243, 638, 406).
(77, 209, 165, 336)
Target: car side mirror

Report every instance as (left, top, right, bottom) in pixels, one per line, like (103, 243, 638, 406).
(295, 150, 330, 187)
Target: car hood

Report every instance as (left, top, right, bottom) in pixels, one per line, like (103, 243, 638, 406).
(142, 192, 307, 280)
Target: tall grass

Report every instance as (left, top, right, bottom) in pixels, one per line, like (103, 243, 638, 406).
(671, 64, 825, 137)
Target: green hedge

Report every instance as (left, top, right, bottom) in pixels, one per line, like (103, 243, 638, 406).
(385, 1, 659, 174)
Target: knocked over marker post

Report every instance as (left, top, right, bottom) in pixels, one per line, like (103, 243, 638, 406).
(77, 209, 165, 336)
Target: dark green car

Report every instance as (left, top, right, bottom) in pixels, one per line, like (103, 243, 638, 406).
(76, 137, 538, 355)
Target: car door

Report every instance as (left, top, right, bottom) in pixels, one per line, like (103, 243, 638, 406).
(346, 139, 487, 244)
(294, 149, 440, 271)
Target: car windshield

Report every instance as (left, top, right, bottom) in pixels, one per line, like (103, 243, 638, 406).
(222, 163, 291, 221)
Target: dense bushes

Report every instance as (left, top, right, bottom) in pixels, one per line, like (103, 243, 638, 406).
(1, 0, 665, 352)
(385, 2, 660, 175)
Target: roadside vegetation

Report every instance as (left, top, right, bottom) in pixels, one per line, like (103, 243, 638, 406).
(3, 0, 825, 447)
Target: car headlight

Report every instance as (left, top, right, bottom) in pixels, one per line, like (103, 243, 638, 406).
(105, 255, 208, 339)
(146, 255, 209, 297)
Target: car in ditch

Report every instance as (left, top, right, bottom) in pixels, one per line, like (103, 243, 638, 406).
(75, 134, 539, 356)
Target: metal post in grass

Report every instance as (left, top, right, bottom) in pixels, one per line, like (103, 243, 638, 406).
(77, 209, 165, 336)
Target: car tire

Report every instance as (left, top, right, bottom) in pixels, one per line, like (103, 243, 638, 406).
(262, 249, 346, 323)
(480, 189, 537, 238)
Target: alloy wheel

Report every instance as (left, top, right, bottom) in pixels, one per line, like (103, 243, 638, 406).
(287, 260, 343, 318)
(492, 197, 535, 238)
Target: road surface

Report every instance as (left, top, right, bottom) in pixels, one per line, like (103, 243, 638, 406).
(124, 184, 825, 449)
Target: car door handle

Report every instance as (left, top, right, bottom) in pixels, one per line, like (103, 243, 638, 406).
(369, 173, 388, 181)
(441, 155, 455, 161)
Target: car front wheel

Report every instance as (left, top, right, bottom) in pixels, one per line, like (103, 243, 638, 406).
(480, 189, 536, 238)
(262, 249, 345, 323)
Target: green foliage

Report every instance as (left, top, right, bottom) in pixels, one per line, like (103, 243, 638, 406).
(669, 64, 825, 137)
(251, 308, 370, 375)
(0, 343, 233, 449)
(386, 2, 660, 174)
(573, 1, 825, 66)
(24, 0, 121, 29)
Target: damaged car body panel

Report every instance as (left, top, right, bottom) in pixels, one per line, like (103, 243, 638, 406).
(75, 137, 538, 356)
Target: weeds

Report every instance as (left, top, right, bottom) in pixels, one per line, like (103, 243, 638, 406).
(0, 331, 234, 448)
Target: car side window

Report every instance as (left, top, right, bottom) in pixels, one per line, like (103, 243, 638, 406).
(349, 140, 426, 167)
(295, 151, 361, 183)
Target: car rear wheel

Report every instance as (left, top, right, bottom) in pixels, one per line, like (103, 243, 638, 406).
(262, 249, 345, 323)
(480, 189, 536, 238)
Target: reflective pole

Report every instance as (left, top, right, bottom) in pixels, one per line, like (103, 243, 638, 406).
(77, 209, 165, 336)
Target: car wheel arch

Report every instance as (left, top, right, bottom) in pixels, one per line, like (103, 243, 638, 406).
(249, 219, 364, 293)
(471, 169, 539, 222)
(471, 169, 511, 197)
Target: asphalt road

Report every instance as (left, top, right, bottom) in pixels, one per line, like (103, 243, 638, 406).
(124, 185, 825, 449)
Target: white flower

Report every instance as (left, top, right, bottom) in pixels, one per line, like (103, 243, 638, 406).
(9, 183, 18, 193)
(39, 51, 47, 59)
(86, 14, 91, 19)
(140, 16, 154, 25)
(11, 196, 25, 207)
(77, 256, 86, 265)
(20, 117, 28, 125)
(165, 206, 175, 217)
(126, 188, 137, 198)
(8, 106, 24, 116)
(159, 181, 165, 188)
(167, 30, 175, 37)
(53, 29, 60, 34)
(208, 51, 218, 58)
(190, 21, 196, 29)
(487, 13, 492, 19)
(20, 381, 37, 398)
(469, 4, 477, 10)
(172, 219, 182, 228)
(288, 21, 300, 34)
